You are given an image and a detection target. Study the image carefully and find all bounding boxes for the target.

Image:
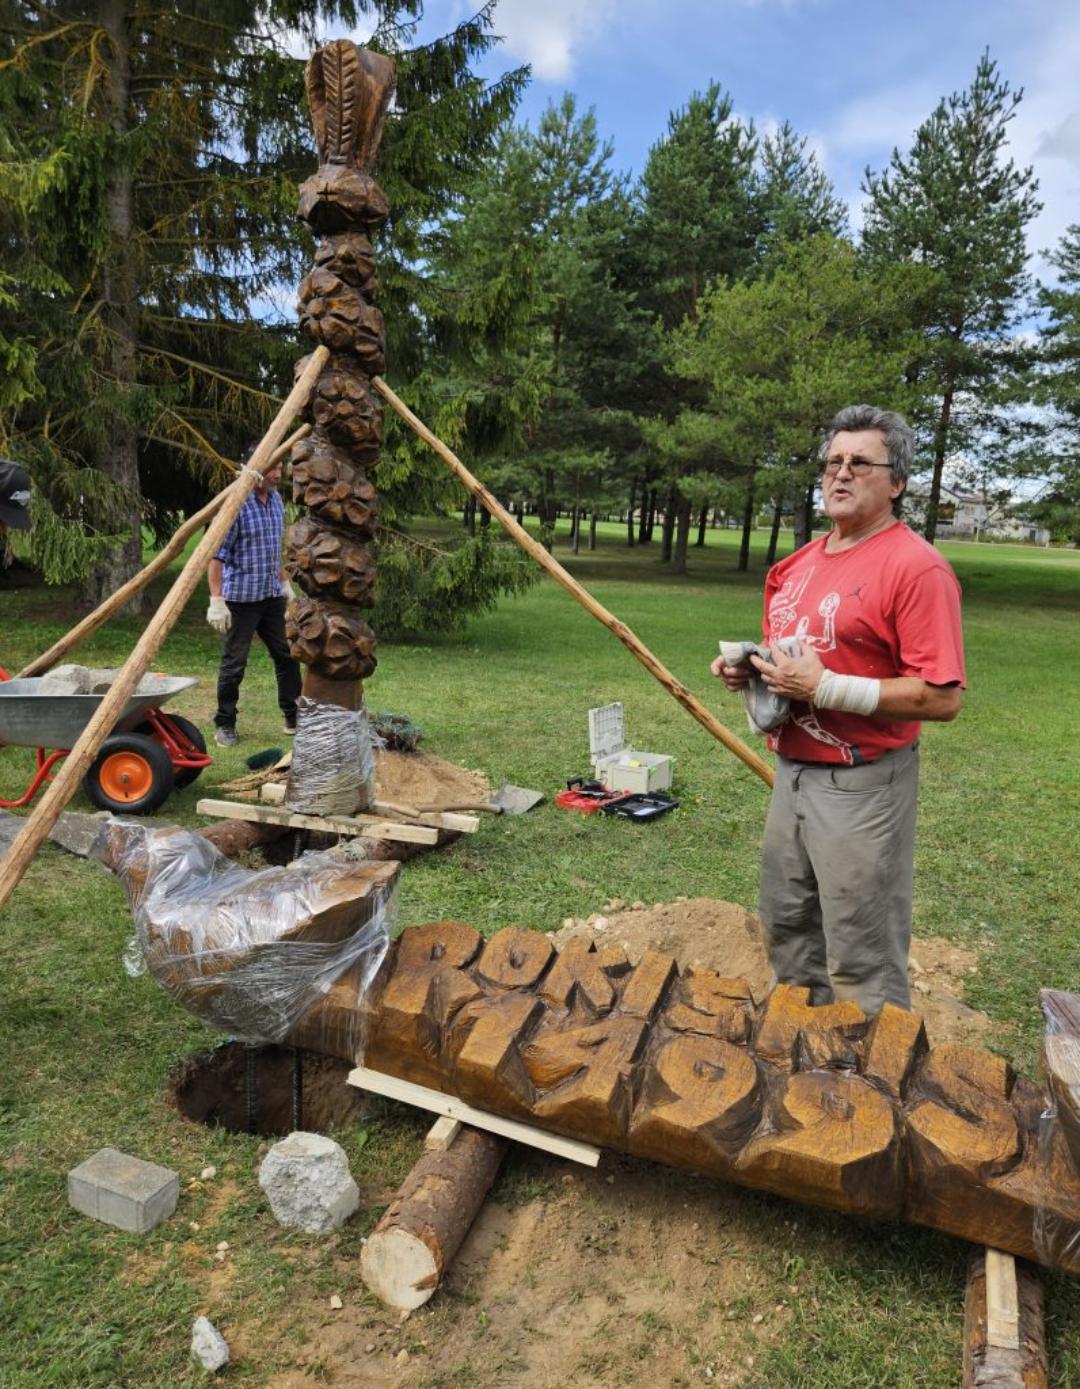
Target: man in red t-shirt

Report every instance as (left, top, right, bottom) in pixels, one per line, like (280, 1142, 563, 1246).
(711, 404, 965, 1016)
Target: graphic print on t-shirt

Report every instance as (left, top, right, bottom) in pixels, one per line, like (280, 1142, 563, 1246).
(767, 565, 856, 763)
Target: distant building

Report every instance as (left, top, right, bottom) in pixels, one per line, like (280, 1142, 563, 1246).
(902, 482, 1050, 545)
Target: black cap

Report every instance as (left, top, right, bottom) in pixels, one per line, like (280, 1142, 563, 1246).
(0, 460, 31, 530)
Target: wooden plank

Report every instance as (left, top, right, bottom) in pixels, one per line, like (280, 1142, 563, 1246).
(257, 781, 479, 833)
(347, 1064, 601, 1168)
(985, 1248, 1021, 1351)
(423, 1116, 462, 1152)
(196, 798, 439, 847)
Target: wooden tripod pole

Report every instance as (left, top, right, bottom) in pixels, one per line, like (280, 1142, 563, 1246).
(0, 347, 329, 915)
(372, 376, 775, 789)
(16, 425, 311, 680)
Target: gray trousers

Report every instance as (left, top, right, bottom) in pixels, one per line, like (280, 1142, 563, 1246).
(758, 743, 919, 1016)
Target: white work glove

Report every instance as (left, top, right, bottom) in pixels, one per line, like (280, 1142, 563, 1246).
(206, 596, 232, 634)
(281, 580, 295, 601)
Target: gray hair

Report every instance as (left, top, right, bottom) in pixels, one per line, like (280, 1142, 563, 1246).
(820, 404, 914, 487)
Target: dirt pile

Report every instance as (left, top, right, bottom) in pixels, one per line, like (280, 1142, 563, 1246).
(374, 748, 490, 810)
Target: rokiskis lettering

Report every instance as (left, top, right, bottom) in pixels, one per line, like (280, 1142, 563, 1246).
(301, 923, 1080, 1273)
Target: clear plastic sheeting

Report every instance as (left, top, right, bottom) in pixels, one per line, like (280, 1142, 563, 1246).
(1034, 987, 1080, 1270)
(96, 821, 395, 1048)
(285, 695, 377, 816)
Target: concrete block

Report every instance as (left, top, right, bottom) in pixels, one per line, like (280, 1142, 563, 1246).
(258, 1131, 359, 1233)
(191, 1316, 230, 1372)
(68, 1147, 179, 1233)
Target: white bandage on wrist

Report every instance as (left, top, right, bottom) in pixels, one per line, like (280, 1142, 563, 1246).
(812, 668, 881, 716)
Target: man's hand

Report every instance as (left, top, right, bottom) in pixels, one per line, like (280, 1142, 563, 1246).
(750, 644, 825, 702)
(710, 653, 752, 691)
(206, 596, 232, 634)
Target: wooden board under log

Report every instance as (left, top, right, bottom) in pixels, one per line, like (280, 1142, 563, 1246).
(360, 1125, 505, 1309)
(195, 798, 439, 846)
(963, 1249, 1048, 1387)
(284, 925, 1080, 1272)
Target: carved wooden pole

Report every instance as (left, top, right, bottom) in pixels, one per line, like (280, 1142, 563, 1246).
(287, 41, 395, 708)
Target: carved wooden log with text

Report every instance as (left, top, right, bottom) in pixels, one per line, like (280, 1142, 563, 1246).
(286, 925, 1080, 1273)
(288, 40, 395, 699)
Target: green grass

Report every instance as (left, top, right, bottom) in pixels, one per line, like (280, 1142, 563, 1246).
(1, 520, 1078, 1387)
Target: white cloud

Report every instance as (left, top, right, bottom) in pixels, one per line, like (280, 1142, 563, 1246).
(486, 0, 617, 81)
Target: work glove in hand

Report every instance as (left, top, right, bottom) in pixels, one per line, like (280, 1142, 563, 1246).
(206, 596, 232, 634)
(280, 580, 295, 601)
(718, 637, 802, 735)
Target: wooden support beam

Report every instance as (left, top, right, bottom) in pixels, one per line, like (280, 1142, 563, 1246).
(0, 347, 329, 916)
(963, 1249, 1047, 1388)
(196, 797, 439, 846)
(347, 1064, 601, 1168)
(257, 780, 479, 833)
(424, 1116, 462, 1152)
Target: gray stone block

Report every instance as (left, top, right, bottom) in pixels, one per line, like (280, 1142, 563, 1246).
(68, 1147, 179, 1233)
(258, 1131, 359, 1233)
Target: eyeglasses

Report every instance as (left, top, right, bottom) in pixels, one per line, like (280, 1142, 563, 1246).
(821, 459, 893, 478)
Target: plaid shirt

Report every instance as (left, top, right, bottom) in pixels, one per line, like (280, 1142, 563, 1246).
(214, 490, 286, 602)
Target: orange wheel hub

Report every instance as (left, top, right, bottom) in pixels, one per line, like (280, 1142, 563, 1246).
(97, 751, 155, 802)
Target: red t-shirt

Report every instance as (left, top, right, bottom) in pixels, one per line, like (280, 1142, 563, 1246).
(762, 522, 965, 765)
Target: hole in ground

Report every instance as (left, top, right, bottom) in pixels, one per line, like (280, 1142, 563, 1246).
(168, 1041, 368, 1138)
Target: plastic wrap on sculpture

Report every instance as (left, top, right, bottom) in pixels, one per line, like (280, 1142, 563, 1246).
(285, 695, 377, 816)
(96, 821, 395, 1047)
(1035, 988, 1080, 1269)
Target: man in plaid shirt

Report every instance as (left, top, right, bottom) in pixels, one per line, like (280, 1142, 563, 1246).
(206, 458, 301, 747)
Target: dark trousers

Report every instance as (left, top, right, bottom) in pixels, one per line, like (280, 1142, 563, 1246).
(214, 597, 301, 729)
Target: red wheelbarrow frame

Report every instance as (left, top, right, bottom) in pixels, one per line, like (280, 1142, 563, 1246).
(0, 666, 212, 810)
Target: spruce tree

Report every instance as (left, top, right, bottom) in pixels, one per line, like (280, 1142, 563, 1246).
(1032, 224, 1080, 541)
(0, 1, 524, 610)
(862, 52, 1040, 542)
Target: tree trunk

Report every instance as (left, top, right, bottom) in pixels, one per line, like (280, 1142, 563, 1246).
(514, 501, 523, 525)
(926, 380, 956, 544)
(793, 480, 815, 551)
(479, 503, 491, 530)
(637, 481, 650, 543)
(672, 495, 693, 574)
(660, 486, 676, 563)
(696, 503, 708, 547)
(626, 478, 636, 547)
(465, 495, 477, 536)
(360, 1127, 506, 1310)
(737, 478, 756, 572)
(766, 498, 784, 568)
(88, 0, 144, 610)
(644, 488, 657, 543)
(589, 513, 597, 551)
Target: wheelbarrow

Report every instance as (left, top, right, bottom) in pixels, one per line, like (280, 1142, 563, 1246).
(0, 669, 212, 814)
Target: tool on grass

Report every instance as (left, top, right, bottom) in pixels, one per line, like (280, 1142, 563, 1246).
(417, 783, 544, 816)
(601, 790, 680, 822)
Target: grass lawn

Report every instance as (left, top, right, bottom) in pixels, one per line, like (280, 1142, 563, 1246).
(1, 521, 1078, 1387)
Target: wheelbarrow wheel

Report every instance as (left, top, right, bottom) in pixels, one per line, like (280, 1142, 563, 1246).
(85, 733, 175, 815)
(134, 713, 207, 789)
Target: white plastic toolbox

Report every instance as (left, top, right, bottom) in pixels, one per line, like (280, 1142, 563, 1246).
(587, 702, 674, 794)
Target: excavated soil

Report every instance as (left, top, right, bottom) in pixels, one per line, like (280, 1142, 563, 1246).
(374, 748, 490, 810)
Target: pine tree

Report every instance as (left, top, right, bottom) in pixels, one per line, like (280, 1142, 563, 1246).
(862, 52, 1040, 542)
(1032, 225, 1080, 542)
(0, 1, 524, 610)
(754, 121, 846, 264)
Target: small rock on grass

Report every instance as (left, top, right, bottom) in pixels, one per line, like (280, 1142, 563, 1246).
(191, 1316, 229, 1372)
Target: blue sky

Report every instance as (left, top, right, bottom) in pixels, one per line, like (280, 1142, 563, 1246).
(388, 0, 1080, 279)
